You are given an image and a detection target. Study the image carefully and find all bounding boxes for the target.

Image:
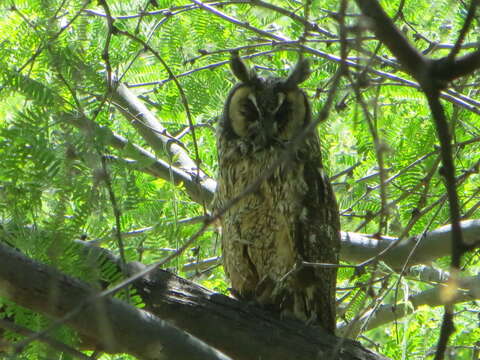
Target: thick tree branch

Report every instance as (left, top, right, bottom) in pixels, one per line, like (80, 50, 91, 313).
(181, 220, 480, 272)
(0, 243, 230, 360)
(354, 0, 427, 78)
(341, 220, 479, 269)
(338, 273, 480, 336)
(65, 112, 215, 204)
(76, 219, 480, 339)
(110, 83, 216, 206)
(68, 243, 480, 355)
(131, 264, 388, 360)
(3, 218, 478, 359)
(435, 49, 480, 83)
(0, 242, 388, 360)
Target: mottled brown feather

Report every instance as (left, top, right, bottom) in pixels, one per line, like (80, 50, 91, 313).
(213, 57, 340, 333)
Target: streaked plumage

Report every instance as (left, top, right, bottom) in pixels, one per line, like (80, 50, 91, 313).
(213, 53, 340, 333)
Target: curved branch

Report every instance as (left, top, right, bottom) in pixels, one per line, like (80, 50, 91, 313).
(0, 242, 388, 360)
(338, 274, 480, 336)
(0, 243, 230, 360)
(66, 112, 215, 204)
(436, 49, 480, 83)
(110, 83, 216, 207)
(181, 220, 480, 272)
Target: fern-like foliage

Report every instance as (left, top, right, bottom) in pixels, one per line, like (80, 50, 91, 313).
(0, 0, 479, 359)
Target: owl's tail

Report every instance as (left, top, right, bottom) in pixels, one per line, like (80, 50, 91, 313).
(303, 285, 336, 334)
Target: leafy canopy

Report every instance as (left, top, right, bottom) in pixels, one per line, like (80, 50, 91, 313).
(0, 0, 479, 359)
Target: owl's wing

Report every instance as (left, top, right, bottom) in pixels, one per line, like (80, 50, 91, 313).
(294, 134, 341, 332)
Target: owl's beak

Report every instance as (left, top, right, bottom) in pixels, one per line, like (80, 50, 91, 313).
(259, 114, 275, 146)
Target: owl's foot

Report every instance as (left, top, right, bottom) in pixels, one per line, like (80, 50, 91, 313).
(255, 276, 275, 305)
(305, 312, 319, 326)
(228, 287, 242, 299)
(228, 287, 255, 303)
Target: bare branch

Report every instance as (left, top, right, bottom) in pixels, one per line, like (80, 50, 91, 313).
(65, 112, 215, 204)
(111, 83, 208, 178)
(341, 220, 480, 269)
(0, 242, 388, 360)
(351, 2, 475, 357)
(446, 0, 478, 62)
(180, 220, 480, 272)
(250, 0, 336, 38)
(190, 0, 284, 41)
(338, 273, 480, 336)
(353, 0, 427, 78)
(0, 243, 231, 360)
(436, 49, 480, 83)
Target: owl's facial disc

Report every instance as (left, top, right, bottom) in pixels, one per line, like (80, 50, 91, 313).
(248, 92, 286, 144)
(228, 83, 306, 147)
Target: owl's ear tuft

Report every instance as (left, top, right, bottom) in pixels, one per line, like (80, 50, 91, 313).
(230, 51, 256, 84)
(284, 58, 310, 89)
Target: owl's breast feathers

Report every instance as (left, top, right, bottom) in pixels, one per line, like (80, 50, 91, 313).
(214, 134, 340, 333)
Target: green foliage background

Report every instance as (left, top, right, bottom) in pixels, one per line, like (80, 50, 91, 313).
(0, 0, 479, 359)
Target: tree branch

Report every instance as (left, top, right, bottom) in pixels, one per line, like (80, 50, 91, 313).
(170, 3, 480, 116)
(0, 243, 230, 360)
(351, 2, 474, 358)
(435, 49, 480, 83)
(354, 0, 427, 78)
(0, 242, 388, 360)
(341, 220, 480, 269)
(65, 112, 215, 204)
(181, 220, 480, 272)
(110, 83, 216, 207)
(338, 273, 480, 336)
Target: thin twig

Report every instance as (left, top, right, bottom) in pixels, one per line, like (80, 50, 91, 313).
(447, 0, 479, 62)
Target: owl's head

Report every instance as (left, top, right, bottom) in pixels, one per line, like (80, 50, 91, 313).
(221, 53, 311, 148)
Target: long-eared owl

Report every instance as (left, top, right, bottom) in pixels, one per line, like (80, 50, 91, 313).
(213, 53, 340, 333)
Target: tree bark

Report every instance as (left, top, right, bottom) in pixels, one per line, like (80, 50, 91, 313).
(0, 242, 389, 360)
(130, 262, 389, 360)
(182, 220, 480, 272)
(0, 242, 230, 360)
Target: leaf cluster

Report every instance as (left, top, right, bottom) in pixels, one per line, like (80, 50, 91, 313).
(0, 0, 479, 359)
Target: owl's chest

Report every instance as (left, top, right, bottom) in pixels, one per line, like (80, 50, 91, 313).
(217, 155, 310, 283)
(221, 152, 305, 199)
(217, 153, 308, 235)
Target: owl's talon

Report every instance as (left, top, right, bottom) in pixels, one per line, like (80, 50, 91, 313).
(306, 313, 318, 326)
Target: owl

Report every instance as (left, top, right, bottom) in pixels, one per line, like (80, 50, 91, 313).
(213, 53, 340, 333)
